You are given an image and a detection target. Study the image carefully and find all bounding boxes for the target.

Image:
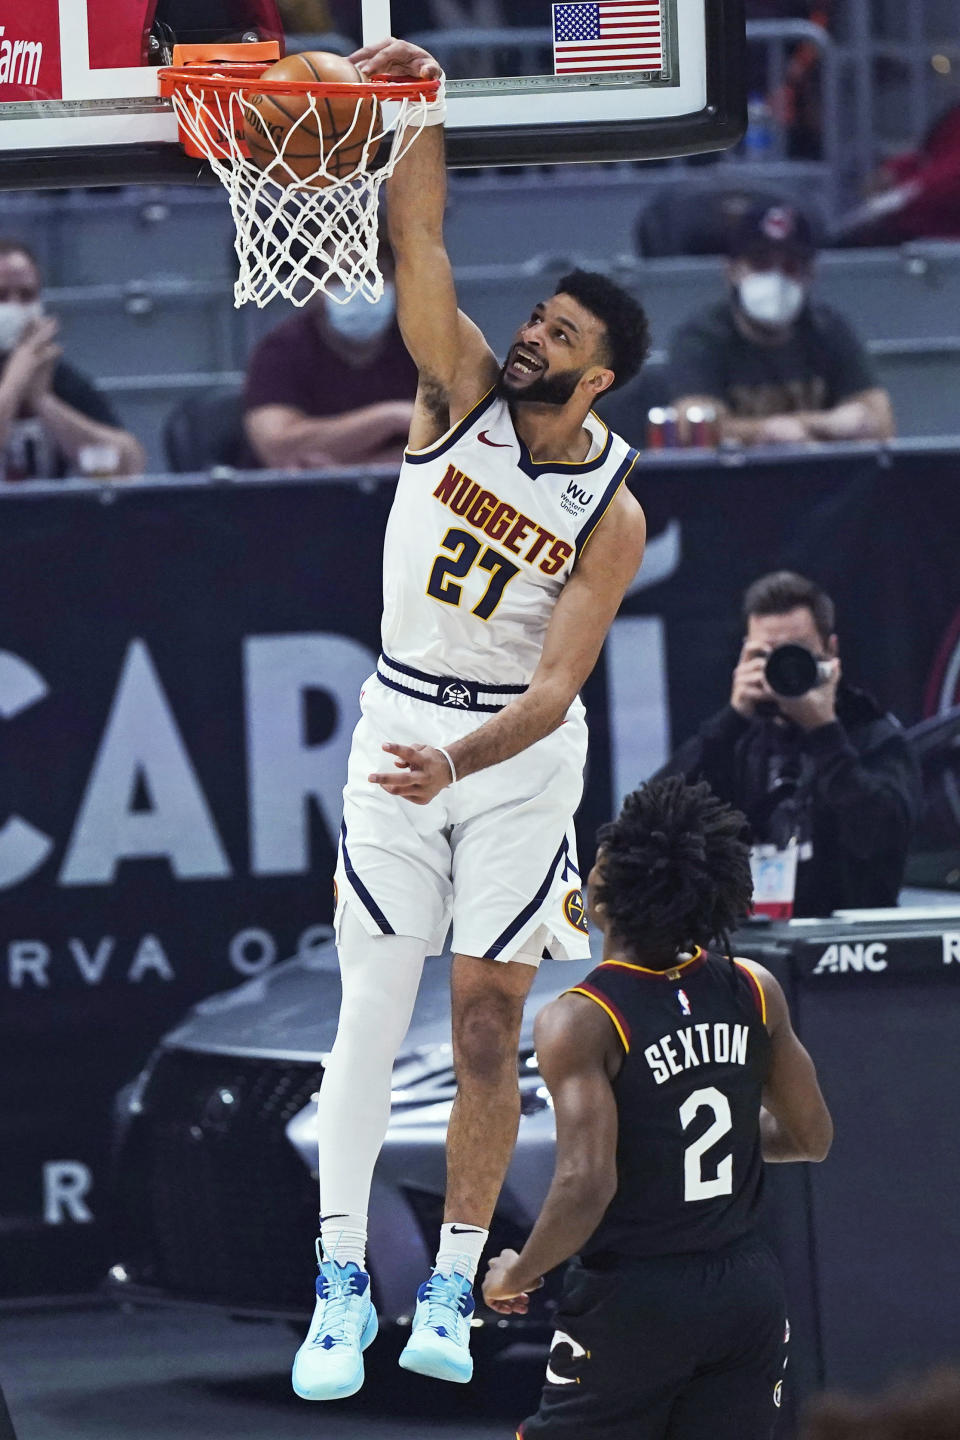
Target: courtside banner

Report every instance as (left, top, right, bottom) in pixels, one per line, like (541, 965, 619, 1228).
(0, 477, 386, 1295)
(797, 927, 960, 979)
(0, 448, 957, 1294)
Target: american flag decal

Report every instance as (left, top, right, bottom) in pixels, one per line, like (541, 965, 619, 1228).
(553, 1, 664, 75)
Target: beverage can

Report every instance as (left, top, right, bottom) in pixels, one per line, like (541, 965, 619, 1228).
(684, 403, 720, 448)
(646, 405, 679, 449)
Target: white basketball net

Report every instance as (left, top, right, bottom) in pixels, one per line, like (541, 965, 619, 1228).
(167, 82, 433, 308)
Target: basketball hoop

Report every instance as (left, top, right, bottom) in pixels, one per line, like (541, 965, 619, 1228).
(158, 50, 441, 308)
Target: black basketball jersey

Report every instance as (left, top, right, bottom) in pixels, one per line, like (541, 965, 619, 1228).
(569, 948, 772, 1261)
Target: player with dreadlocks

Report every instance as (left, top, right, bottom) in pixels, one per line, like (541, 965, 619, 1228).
(483, 776, 833, 1440)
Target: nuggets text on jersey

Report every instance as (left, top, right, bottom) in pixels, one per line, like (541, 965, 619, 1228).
(380, 389, 638, 688)
(432, 463, 573, 576)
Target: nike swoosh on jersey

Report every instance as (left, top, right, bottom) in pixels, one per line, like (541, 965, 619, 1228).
(478, 430, 512, 448)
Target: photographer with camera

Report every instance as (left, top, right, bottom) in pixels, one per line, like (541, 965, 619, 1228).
(658, 571, 920, 917)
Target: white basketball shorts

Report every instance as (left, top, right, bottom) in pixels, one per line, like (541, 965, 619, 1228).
(333, 670, 591, 966)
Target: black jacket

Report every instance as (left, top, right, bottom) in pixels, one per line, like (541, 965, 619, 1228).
(658, 684, 921, 917)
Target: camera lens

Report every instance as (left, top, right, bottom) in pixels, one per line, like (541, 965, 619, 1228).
(764, 644, 819, 698)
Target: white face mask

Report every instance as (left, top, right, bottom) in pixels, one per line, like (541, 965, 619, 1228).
(324, 282, 396, 346)
(737, 271, 805, 328)
(0, 298, 43, 352)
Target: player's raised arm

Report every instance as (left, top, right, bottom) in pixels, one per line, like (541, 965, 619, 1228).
(744, 962, 834, 1163)
(351, 38, 498, 445)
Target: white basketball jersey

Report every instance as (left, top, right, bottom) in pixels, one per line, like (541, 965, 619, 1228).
(380, 390, 638, 687)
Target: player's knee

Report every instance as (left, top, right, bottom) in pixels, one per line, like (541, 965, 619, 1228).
(452, 993, 524, 1086)
(337, 991, 407, 1057)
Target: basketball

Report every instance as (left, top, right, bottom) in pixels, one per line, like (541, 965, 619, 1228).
(242, 51, 380, 189)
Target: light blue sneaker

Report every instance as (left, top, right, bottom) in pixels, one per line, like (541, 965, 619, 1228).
(398, 1269, 475, 1383)
(291, 1253, 378, 1401)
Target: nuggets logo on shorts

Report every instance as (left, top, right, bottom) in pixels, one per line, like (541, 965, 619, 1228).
(332, 877, 339, 908)
(442, 681, 472, 708)
(773, 1380, 783, 1408)
(563, 888, 588, 934)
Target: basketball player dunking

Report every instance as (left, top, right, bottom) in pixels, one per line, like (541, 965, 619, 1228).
(291, 36, 650, 1402)
(482, 777, 834, 1440)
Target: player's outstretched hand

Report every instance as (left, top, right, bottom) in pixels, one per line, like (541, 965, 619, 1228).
(482, 1250, 543, 1315)
(350, 37, 442, 81)
(368, 742, 453, 805)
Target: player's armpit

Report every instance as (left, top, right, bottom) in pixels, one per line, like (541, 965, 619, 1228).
(747, 962, 833, 1163)
(407, 314, 499, 450)
(410, 375, 449, 444)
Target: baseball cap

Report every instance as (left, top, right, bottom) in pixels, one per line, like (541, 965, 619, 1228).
(727, 202, 817, 262)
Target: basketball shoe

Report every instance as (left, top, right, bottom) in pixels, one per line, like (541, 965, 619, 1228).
(291, 1252, 378, 1401)
(398, 1269, 475, 1383)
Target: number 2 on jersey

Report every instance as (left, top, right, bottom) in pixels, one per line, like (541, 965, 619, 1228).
(679, 1086, 734, 1202)
(427, 527, 521, 621)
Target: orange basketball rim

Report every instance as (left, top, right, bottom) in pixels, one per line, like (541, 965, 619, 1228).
(158, 43, 441, 309)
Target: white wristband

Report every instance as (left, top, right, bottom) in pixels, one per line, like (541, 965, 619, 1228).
(436, 745, 457, 785)
(420, 72, 447, 126)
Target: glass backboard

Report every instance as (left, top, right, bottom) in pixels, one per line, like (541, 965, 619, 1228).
(0, 0, 745, 187)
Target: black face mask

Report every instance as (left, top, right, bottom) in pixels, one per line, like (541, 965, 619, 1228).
(496, 363, 583, 406)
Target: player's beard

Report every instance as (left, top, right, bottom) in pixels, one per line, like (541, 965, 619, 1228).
(497, 362, 583, 406)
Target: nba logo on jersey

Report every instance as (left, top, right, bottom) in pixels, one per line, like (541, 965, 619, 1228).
(676, 988, 692, 1016)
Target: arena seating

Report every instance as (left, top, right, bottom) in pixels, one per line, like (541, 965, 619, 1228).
(51, 278, 241, 378)
(2, 184, 959, 468)
(162, 387, 251, 472)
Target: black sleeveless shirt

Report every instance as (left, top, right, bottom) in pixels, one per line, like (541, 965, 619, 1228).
(569, 948, 772, 1261)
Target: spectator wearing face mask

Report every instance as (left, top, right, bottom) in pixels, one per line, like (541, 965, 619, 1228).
(0, 240, 145, 481)
(243, 252, 417, 470)
(667, 204, 895, 446)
